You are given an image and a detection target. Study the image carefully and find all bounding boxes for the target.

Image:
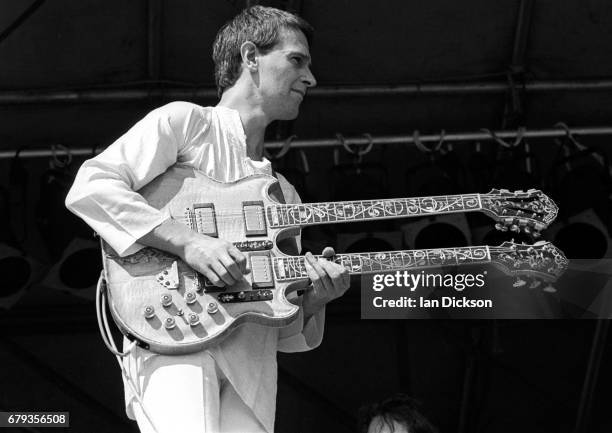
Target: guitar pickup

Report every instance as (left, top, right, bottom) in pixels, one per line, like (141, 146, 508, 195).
(243, 201, 267, 236)
(249, 252, 274, 289)
(193, 203, 218, 237)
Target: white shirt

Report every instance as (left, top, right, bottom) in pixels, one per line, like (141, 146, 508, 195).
(66, 101, 325, 433)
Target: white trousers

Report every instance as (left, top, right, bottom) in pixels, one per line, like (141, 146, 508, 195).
(126, 350, 267, 433)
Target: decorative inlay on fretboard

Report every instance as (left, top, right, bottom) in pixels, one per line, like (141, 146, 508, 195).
(273, 246, 491, 281)
(267, 195, 482, 228)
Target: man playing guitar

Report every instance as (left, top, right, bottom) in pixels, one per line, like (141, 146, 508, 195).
(66, 6, 350, 433)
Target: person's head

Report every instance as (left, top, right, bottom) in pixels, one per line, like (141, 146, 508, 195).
(359, 394, 439, 433)
(212, 6, 317, 120)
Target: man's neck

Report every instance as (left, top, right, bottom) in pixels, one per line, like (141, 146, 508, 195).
(217, 85, 269, 161)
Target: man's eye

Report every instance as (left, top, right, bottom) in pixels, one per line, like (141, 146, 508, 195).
(292, 57, 302, 64)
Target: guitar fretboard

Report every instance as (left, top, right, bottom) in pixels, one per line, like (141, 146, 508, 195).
(266, 195, 482, 228)
(273, 246, 491, 281)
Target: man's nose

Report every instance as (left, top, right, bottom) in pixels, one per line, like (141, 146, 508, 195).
(303, 67, 317, 88)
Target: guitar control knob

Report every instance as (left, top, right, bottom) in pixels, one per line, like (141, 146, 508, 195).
(237, 291, 246, 300)
(207, 302, 219, 314)
(164, 317, 176, 329)
(513, 278, 526, 287)
(188, 313, 200, 326)
(161, 294, 173, 307)
(543, 285, 557, 293)
(143, 305, 155, 319)
(185, 292, 197, 305)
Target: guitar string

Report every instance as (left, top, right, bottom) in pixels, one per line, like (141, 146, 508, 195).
(271, 246, 557, 279)
(168, 197, 547, 222)
(272, 249, 533, 278)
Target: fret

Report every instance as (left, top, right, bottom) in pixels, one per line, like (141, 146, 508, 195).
(313, 204, 325, 224)
(296, 257, 307, 278)
(290, 257, 300, 279)
(297, 205, 307, 225)
(275, 258, 286, 279)
(405, 198, 420, 216)
(267, 206, 278, 227)
(274, 205, 284, 228)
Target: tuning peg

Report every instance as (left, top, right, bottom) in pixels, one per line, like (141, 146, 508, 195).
(522, 226, 531, 234)
(529, 279, 542, 289)
(510, 224, 520, 232)
(495, 223, 509, 232)
(513, 277, 527, 287)
(532, 231, 541, 238)
(543, 285, 556, 293)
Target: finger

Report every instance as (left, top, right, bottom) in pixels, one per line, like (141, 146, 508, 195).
(320, 259, 341, 281)
(202, 268, 225, 288)
(322, 246, 336, 258)
(228, 245, 250, 274)
(341, 269, 351, 289)
(304, 256, 321, 286)
(305, 252, 327, 281)
(320, 260, 348, 295)
(303, 259, 320, 295)
(211, 261, 236, 286)
(306, 252, 334, 293)
(220, 254, 244, 282)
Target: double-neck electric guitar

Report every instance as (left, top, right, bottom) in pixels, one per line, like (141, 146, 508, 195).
(100, 164, 565, 354)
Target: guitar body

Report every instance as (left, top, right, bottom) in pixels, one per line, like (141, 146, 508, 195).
(102, 165, 303, 355)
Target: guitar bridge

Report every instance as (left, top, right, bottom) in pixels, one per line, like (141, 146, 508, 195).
(218, 290, 273, 303)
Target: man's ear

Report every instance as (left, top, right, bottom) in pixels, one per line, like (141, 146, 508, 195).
(240, 41, 258, 71)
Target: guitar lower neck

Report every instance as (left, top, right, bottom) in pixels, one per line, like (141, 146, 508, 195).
(267, 194, 482, 228)
(273, 246, 492, 281)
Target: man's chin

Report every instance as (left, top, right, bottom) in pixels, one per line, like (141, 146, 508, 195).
(278, 109, 300, 121)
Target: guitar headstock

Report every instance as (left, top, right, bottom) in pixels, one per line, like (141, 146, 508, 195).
(490, 241, 568, 290)
(481, 189, 559, 237)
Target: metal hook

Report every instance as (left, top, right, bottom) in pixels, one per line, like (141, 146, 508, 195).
(333, 133, 346, 166)
(555, 122, 584, 150)
(413, 130, 431, 153)
(434, 129, 446, 153)
(337, 132, 357, 155)
(298, 149, 310, 174)
(481, 127, 524, 148)
(356, 133, 375, 156)
(555, 122, 606, 168)
(51, 144, 73, 168)
(266, 135, 295, 160)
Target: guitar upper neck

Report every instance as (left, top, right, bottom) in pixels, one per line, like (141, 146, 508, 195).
(266, 194, 482, 228)
(273, 246, 492, 282)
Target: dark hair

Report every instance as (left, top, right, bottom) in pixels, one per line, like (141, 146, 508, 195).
(212, 5, 314, 96)
(358, 394, 439, 433)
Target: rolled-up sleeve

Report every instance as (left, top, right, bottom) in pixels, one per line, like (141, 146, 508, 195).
(65, 101, 204, 256)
